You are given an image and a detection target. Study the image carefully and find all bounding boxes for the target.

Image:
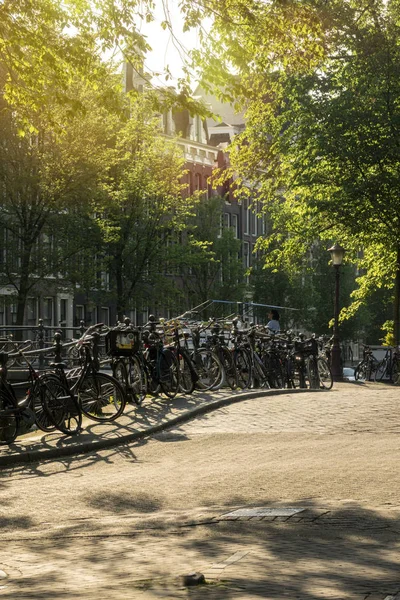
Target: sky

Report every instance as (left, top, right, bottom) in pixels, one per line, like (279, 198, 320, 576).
(138, 0, 203, 86)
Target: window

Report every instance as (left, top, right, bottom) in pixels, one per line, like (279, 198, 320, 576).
(60, 299, 67, 324)
(0, 227, 5, 267)
(259, 214, 266, 236)
(243, 242, 250, 269)
(43, 297, 54, 325)
(251, 208, 257, 236)
(223, 213, 230, 228)
(10, 302, 17, 326)
(195, 116, 203, 142)
(195, 173, 202, 191)
(75, 305, 84, 325)
(27, 297, 37, 322)
(100, 307, 110, 326)
(243, 199, 249, 235)
(217, 213, 223, 239)
(231, 214, 239, 238)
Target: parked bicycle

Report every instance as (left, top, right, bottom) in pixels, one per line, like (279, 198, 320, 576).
(374, 346, 400, 384)
(0, 350, 81, 444)
(354, 344, 379, 381)
(50, 325, 126, 424)
(108, 319, 146, 405)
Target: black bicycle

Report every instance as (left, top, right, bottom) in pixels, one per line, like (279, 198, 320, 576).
(50, 325, 126, 423)
(374, 346, 400, 384)
(108, 321, 146, 405)
(354, 345, 379, 381)
(0, 350, 81, 444)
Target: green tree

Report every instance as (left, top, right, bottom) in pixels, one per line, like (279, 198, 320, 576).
(0, 0, 152, 125)
(179, 195, 246, 307)
(97, 96, 193, 321)
(187, 0, 400, 342)
(0, 77, 120, 325)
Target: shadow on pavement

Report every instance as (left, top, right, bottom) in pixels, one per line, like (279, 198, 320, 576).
(0, 500, 399, 598)
(0, 389, 227, 466)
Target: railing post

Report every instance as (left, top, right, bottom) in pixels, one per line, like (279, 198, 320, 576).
(53, 331, 63, 364)
(79, 320, 86, 337)
(37, 319, 45, 370)
(92, 331, 100, 372)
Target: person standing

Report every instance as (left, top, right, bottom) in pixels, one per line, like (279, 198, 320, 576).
(267, 309, 280, 333)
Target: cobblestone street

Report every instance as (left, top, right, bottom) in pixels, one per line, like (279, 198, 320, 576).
(1, 381, 400, 599)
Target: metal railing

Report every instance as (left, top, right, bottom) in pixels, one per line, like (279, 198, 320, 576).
(0, 320, 108, 371)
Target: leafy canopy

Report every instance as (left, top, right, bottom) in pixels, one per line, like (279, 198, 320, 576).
(185, 0, 400, 326)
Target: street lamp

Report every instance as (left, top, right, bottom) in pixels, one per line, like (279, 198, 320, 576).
(328, 242, 345, 381)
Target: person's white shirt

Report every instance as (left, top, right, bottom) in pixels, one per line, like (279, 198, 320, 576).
(267, 319, 280, 333)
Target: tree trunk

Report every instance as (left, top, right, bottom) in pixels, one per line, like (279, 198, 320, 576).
(15, 247, 33, 339)
(113, 252, 126, 323)
(394, 246, 400, 346)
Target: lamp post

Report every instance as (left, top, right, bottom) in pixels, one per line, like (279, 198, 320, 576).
(328, 243, 345, 381)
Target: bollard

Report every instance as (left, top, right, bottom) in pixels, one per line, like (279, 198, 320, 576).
(37, 319, 45, 370)
(53, 332, 63, 364)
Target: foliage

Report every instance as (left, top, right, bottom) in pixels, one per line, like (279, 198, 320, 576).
(0, 0, 153, 124)
(0, 75, 119, 324)
(380, 320, 395, 347)
(97, 95, 192, 320)
(185, 0, 400, 339)
(179, 195, 246, 306)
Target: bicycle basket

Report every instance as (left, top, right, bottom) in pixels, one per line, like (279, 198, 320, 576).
(105, 328, 140, 356)
(294, 338, 318, 357)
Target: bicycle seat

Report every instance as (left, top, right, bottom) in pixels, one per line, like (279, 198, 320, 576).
(49, 362, 68, 369)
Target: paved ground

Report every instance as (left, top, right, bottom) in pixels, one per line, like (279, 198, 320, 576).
(0, 385, 318, 466)
(0, 380, 400, 599)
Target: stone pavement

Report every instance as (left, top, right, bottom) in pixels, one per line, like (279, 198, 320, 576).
(0, 385, 324, 467)
(1, 503, 400, 599)
(1, 380, 400, 599)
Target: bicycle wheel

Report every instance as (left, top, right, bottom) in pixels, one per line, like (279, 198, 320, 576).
(369, 359, 379, 381)
(193, 349, 223, 391)
(159, 350, 180, 399)
(0, 394, 19, 445)
(234, 348, 252, 389)
(78, 372, 126, 421)
(392, 358, 400, 384)
(128, 356, 147, 405)
(306, 357, 320, 389)
(265, 354, 284, 389)
(252, 356, 269, 389)
(354, 361, 367, 381)
(177, 350, 195, 395)
(41, 374, 82, 435)
(220, 346, 238, 390)
(317, 357, 333, 389)
(292, 360, 307, 388)
(112, 360, 128, 393)
(29, 378, 57, 432)
(144, 358, 161, 397)
(374, 359, 387, 382)
(281, 355, 296, 389)
(0, 342, 18, 367)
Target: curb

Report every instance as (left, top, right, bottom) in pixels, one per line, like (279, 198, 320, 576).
(0, 387, 327, 467)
